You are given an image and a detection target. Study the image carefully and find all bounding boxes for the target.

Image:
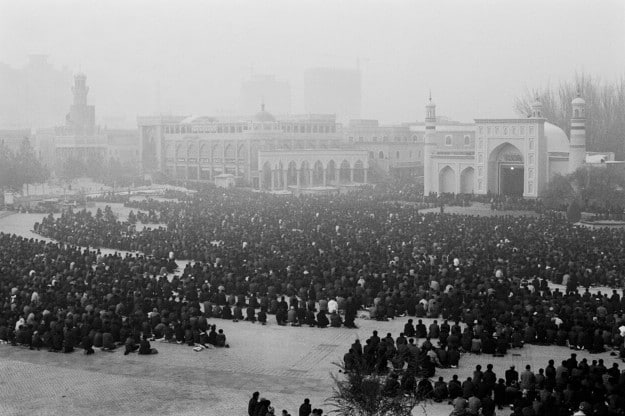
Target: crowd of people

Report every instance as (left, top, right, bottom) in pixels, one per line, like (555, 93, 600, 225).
(3, 186, 625, 414)
(0, 232, 232, 353)
(341, 327, 625, 415)
(248, 393, 323, 416)
(440, 355, 624, 416)
(30, 190, 625, 349)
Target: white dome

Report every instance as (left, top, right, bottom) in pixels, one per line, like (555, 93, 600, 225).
(544, 122, 570, 154)
(572, 96, 585, 105)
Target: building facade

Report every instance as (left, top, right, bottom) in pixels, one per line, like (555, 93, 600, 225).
(423, 95, 588, 197)
(138, 106, 369, 190)
(343, 119, 423, 179)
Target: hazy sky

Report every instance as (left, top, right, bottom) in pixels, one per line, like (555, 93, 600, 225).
(1, 0, 624, 124)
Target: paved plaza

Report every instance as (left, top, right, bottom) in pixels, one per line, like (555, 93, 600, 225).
(0, 209, 622, 416)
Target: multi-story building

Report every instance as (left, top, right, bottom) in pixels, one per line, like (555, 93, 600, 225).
(138, 105, 369, 190)
(343, 119, 423, 178)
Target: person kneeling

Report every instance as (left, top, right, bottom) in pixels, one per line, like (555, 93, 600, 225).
(138, 335, 158, 355)
(124, 336, 139, 355)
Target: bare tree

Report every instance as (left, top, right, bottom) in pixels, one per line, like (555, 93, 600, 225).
(325, 362, 429, 416)
(514, 73, 625, 158)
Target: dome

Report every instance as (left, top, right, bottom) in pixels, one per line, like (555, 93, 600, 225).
(572, 96, 585, 105)
(254, 104, 275, 122)
(544, 122, 570, 154)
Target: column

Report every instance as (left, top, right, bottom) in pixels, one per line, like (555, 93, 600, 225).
(296, 169, 301, 189)
(270, 169, 275, 191)
(323, 168, 327, 187)
(308, 169, 312, 187)
(283, 169, 288, 190)
(350, 168, 354, 183)
(258, 170, 263, 190)
(363, 168, 368, 184)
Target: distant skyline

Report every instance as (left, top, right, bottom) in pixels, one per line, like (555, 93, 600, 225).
(1, 0, 624, 125)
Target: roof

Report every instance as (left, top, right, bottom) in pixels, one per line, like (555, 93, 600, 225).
(180, 116, 218, 124)
(544, 122, 569, 154)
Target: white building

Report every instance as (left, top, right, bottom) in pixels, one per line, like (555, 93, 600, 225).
(423, 94, 588, 197)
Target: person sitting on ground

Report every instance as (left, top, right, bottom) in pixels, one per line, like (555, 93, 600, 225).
(124, 335, 139, 355)
(330, 311, 343, 328)
(216, 329, 229, 348)
(288, 306, 298, 326)
(138, 335, 158, 354)
(316, 310, 329, 328)
(102, 331, 116, 351)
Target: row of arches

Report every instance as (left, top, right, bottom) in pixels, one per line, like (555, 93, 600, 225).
(260, 159, 367, 190)
(439, 166, 475, 194)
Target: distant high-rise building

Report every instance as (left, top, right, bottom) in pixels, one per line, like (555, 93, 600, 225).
(0, 55, 73, 129)
(304, 67, 361, 123)
(240, 74, 291, 115)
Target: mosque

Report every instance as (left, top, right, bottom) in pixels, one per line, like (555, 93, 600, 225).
(422, 94, 589, 197)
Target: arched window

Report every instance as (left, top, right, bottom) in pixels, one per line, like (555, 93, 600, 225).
(379, 151, 384, 159)
(464, 135, 470, 146)
(445, 135, 452, 146)
(575, 109, 579, 118)
(396, 151, 400, 159)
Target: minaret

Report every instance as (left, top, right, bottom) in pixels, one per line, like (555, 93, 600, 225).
(569, 92, 586, 173)
(530, 97, 543, 118)
(423, 92, 437, 195)
(68, 73, 95, 135)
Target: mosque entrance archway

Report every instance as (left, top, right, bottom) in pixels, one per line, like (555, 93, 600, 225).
(488, 142, 524, 195)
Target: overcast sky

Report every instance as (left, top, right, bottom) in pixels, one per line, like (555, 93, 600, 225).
(1, 0, 624, 124)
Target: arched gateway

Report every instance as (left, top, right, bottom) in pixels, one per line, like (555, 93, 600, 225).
(488, 143, 524, 196)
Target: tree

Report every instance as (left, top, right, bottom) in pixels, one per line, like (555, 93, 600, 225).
(0, 138, 49, 193)
(59, 156, 86, 184)
(514, 73, 625, 159)
(542, 166, 625, 215)
(542, 173, 575, 210)
(16, 138, 49, 192)
(566, 200, 582, 223)
(325, 363, 428, 416)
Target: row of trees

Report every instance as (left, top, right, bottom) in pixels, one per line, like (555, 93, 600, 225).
(543, 166, 625, 220)
(514, 73, 625, 159)
(0, 138, 49, 192)
(59, 155, 140, 187)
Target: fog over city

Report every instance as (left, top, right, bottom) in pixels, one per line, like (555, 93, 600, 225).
(1, 0, 624, 125)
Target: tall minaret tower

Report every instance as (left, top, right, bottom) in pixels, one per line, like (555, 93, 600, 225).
(68, 73, 95, 135)
(423, 92, 437, 195)
(569, 92, 586, 173)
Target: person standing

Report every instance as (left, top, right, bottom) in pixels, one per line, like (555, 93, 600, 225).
(249, 391, 260, 416)
(298, 398, 311, 416)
